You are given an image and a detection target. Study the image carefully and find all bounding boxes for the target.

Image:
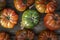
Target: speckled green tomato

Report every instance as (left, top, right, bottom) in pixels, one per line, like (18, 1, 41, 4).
(0, 0, 6, 10)
(21, 10, 39, 29)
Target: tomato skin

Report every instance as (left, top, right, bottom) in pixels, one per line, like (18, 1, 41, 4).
(0, 9, 18, 28)
(45, 2, 57, 13)
(35, 4, 46, 13)
(38, 30, 58, 40)
(0, 32, 10, 40)
(14, 0, 34, 12)
(0, 0, 6, 10)
(16, 30, 34, 40)
(44, 13, 60, 30)
(21, 10, 39, 29)
(35, 0, 57, 13)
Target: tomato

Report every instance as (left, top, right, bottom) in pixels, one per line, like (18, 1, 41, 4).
(44, 13, 60, 30)
(0, 0, 6, 10)
(16, 30, 34, 40)
(14, 0, 34, 11)
(35, 0, 57, 13)
(38, 30, 58, 40)
(21, 10, 39, 29)
(0, 32, 10, 40)
(0, 9, 18, 28)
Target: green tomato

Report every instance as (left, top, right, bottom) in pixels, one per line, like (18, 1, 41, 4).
(21, 10, 39, 29)
(0, 0, 6, 10)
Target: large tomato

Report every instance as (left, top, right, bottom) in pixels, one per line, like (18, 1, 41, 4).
(35, 0, 57, 13)
(38, 30, 58, 40)
(0, 0, 6, 10)
(16, 30, 34, 40)
(0, 9, 18, 28)
(21, 10, 39, 29)
(44, 13, 60, 30)
(14, 0, 34, 11)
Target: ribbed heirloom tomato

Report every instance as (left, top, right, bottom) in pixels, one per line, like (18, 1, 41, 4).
(21, 10, 39, 29)
(44, 13, 60, 30)
(35, 0, 57, 13)
(16, 30, 34, 40)
(14, 0, 34, 11)
(38, 30, 58, 40)
(0, 9, 18, 28)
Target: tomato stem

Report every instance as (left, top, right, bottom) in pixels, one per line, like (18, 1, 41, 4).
(29, 4, 34, 9)
(6, 16, 10, 20)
